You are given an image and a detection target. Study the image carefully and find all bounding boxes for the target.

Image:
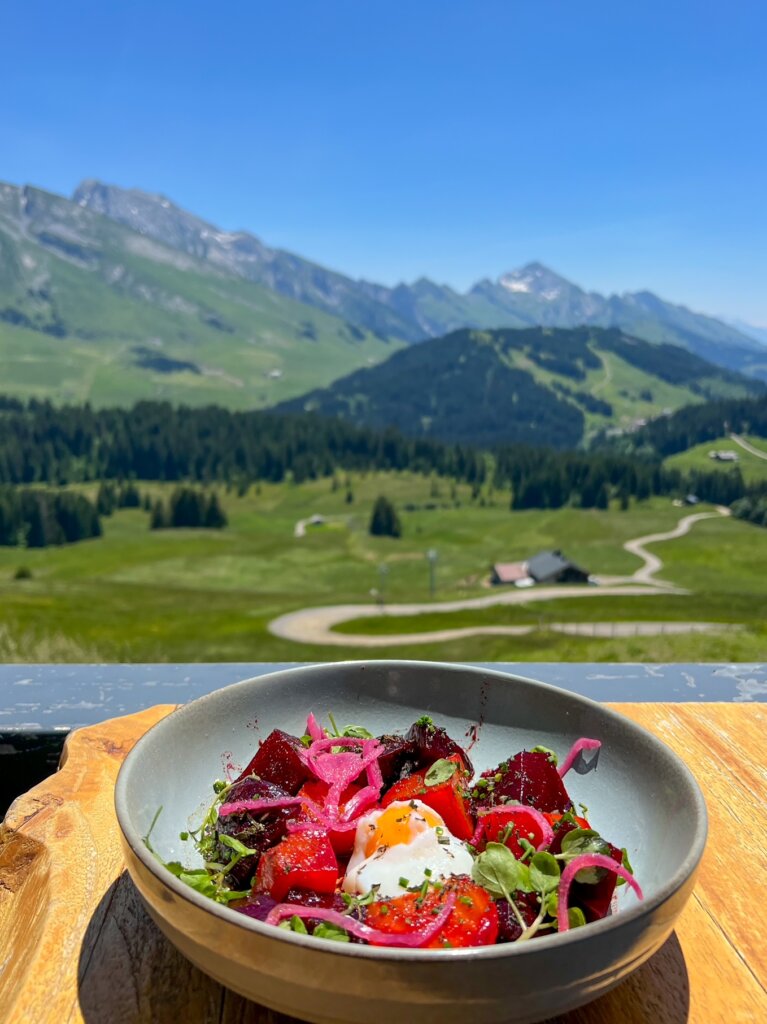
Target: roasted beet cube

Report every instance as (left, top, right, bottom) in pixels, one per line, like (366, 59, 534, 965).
(376, 733, 419, 785)
(282, 887, 349, 914)
(232, 887, 348, 926)
(365, 877, 498, 948)
(255, 830, 338, 902)
(547, 818, 578, 855)
(232, 891, 278, 921)
(570, 843, 623, 922)
(473, 807, 550, 857)
(216, 777, 298, 887)
(495, 892, 540, 943)
(479, 751, 572, 813)
(407, 718, 473, 773)
(381, 754, 475, 840)
(547, 819, 623, 922)
(235, 729, 310, 794)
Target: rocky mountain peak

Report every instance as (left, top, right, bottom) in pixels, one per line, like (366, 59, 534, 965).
(498, 262, 579, 301)
(72, 179, 224, 260)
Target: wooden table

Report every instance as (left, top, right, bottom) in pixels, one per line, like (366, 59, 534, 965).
(1, 703, 765, 1024)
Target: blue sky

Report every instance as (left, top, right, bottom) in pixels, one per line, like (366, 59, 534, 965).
(2, 1, 766, 322)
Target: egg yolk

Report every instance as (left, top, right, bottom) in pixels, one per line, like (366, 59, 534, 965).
(363, 803, 442, 857)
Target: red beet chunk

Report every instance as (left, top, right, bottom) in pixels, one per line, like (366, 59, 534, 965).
(495, 892, 540, 942)
(571, 843, 623, 922)
(381, 754, 475, 840)
(547, 818, 578, 855)
(216, 776, 298, 887)
(407, 719, 473, 773)
(233, 888, 348, 925)
(547, 820, 623, 922)
(480, 751, 572, 813)
(365, 877, 498, 948)
(474, 807, 550, 858)
(255, 830, 338, 903)
(376, 732, 419, 785)
(282, 887, 349, 913)
(232, 891, 278, 921)
(236, 729, 310, 794)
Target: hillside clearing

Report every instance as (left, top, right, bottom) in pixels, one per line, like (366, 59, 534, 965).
(0, 477, 763, 663)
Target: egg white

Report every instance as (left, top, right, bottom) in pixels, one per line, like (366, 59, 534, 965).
(342, 800, 474, 898)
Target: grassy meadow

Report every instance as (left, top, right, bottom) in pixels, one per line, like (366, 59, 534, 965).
(664, 435, 767, 484)
(0, 472, 764, 663)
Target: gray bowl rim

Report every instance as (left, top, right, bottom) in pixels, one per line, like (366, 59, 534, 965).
(115, 659, 708, 962)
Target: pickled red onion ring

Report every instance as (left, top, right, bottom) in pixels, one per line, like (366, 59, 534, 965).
(558, 738, 601, 778)
(303, 736, 385, 819)
(305, 712, 325, 742)
(218, 796, 304, 817)
(557, 854, 642, 933)
(265, 894, 457, 947)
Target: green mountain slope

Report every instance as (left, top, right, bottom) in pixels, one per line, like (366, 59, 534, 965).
(0, 183, 401, 407)
(72, 179, 422, 342)
(275, 326, 762, 447)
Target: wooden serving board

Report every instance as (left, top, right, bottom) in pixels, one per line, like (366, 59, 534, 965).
(1, 703, 765, 1024)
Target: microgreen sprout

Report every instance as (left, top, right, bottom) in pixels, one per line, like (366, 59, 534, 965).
(471, 842, 566, 940)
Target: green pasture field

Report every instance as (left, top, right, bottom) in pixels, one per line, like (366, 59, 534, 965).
(0, 474, 764, 663)
(664, 435, 767, 484)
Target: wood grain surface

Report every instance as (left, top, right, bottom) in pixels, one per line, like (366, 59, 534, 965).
(0, 702, 765, 1024)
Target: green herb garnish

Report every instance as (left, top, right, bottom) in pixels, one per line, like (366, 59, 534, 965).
(530, 745, 559, 766)
(425, 759, 458, 787)
(471, 843, 563, 941)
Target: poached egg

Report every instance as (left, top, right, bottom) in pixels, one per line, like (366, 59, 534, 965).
(342, 799, 474, 898)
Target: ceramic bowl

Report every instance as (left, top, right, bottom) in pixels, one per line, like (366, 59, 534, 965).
(115, 661, 706, 1024)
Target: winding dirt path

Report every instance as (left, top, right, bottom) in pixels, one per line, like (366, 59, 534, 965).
(730, 433, 767, 462)
(596, 509, 728, 587)
(269, 508, 730, 647)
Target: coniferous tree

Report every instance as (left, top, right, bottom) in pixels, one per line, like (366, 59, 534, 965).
(118, 481, 141, 508)
(203, 492, 227, 529)
(595, 483, 610, 510)
(23, 492, 62, 548)
(149, 499, 167, 530)
(96, 481, 116, 516)
(369, 496, 402, 538)
(169, 487, 203, 527)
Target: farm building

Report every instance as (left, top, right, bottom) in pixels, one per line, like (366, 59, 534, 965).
(490, 562, 530, 586)
(491, 550, 589, 586)
(708, 450, 739, 462)
(526, 550, 589, 584)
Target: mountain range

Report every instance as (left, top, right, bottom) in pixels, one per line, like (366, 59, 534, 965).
(72, 180, 767, 380)
(0, 182, 400, 408)
(0, 177, 765, 443)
